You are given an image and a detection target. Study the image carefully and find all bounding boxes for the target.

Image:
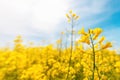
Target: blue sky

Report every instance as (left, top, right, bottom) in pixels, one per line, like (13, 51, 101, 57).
(0, 0, 120, 48)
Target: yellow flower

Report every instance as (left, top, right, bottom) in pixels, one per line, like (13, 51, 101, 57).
(115, 61, 120, 67)
(102, 42, 112, 49)
(14, 35, 23, 43)
(75, 16, 80, 20)
(83, 77, 88, 80)
(75, 63, 80, 68)
(101, 75, 107, 80)
(88, 29, 93, 34)
(99, 36, 105, 43)
(68, 19, 71, 23)
(72, 13, 76, 18)
(66, 10, 79, 22)
(61, 31, 64, 35)
(56, 39, 61, 44)
(66, 14, 70, 19)
(93, 28, 102, 35)
(78, 27, 87, 35)
(80, 35, 90, 45)
(93, 28, 102, 40)
(29, 42, 34, 45)
(69, 10, 73, 14)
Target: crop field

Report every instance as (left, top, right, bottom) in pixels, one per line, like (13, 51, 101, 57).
(0, 10, 120, 80)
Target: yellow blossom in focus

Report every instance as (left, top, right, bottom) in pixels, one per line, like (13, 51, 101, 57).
(93, 28, 103, 40)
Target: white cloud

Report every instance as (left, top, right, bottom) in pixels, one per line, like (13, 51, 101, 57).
(0, 0, 69, 46)
(0, 0, 69, 36)
(0, 0, 32, 35)
(69, 0, 109, 16)
(0, 0, 118, 46)
(32, 0, 68, 34)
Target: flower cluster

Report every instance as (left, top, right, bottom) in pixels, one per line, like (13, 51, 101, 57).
(0, 10, 119, 80)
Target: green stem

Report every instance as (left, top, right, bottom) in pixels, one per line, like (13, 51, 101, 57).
(66, 18, 74, 80)
(96, 65, 101, 80)
(59, 34, 63, 62)
(90, 34, 95, 80)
